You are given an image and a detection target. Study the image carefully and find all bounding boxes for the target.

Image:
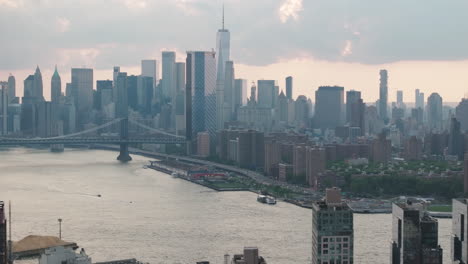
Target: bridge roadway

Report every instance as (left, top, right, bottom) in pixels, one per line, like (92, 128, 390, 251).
(94, 144, 317, 197)
(0, 137, 186, 145)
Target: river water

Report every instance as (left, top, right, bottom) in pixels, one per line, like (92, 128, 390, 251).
(0, 148, 452, 264)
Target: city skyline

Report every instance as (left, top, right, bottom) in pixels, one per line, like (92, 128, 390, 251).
(2, 0, 468, 102)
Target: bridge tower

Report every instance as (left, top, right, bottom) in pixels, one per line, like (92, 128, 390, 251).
(117, 118, 132, 162)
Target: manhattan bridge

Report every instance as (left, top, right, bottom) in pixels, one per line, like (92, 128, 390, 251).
(0, 117, 187, 162)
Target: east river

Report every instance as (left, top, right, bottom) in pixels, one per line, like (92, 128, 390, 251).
(0, 148, 452, 263)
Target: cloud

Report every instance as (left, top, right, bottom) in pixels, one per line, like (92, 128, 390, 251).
(1, 0, 468, 72)
(0, 0, 23, 8)
(56, 17, 71, 33)
(278, 0, 303, 23)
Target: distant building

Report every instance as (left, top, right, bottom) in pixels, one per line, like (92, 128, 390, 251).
(405, 136, 423, 161)
(257, 80, 277, 109)
(51, 66, 62, 104)
(306, 147, 326, 188)
(185, 51, 217, 142)
(7, 74, 16, 103)
(0, 201, 6, 264)
(390, 201, 443, 264)
(465, 154, 468, 194)
(197, 132, 210, 157)
(162, 51, 176, 100)
(346, 90, 361, 124)
(350, 98, 365, 136)
(286, 76, 293, 100)
(231, 247, 267, 264)
(456, 99, 468, 132)
(295, 95, 309, 128)
(315, 86, 344, 129)
(237, 130, 264, 170)
(71, 68, 93, 127)
(448, 117, 464, 160)
(452, 198, 468, 264)
(141, 59, 158, 89)
(234, 79, 247, 116)
(427, 93, 443, 132)
(379, 69, 388, 121)
(371, 132, 391, 164)
(312, 188, 353, 264)
(397, 90, 404, 108)
(415, 89, 425, 110)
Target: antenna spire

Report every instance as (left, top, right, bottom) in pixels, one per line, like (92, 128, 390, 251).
(222, 3, 225, 30)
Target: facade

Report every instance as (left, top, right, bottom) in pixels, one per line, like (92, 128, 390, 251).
(141, 59, 158, 88)
(427, 93, 443, 132)
(115, 72, 128, 118)
(51, 66, 61, 104)
(371, 133, 392, 164)
(197, 132, 210, 157)
(456, 99, 468, 132)
(448, 117, 464, 159)
(71, 68, 93, 127)
(162, 51, 176, 100)
(7, 74, 15, 103)
(306, 147, 326, 188)
(286, 76, 293, 100)
(185, 51, 217, 141)
(391, 202, 442, 264)
(237, 130, 264, 169)
(350, 98, 365, 136)
(379, 69, 388, 120)
(312, 188, 353, 264)
(346, 90, 361, 124)
(257, 80, 277, 109)
(452, 198, 468, 264)
(315, 86, 344, 129)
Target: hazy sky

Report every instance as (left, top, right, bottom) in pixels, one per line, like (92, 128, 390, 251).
(1, 0, 468, 102)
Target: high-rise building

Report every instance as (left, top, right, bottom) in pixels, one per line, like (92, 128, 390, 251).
(415, 89, 425, 110)
(391, 201, 443, 264)
(286, 76, 293, 100)
(71, 68, 93, 127)
(96, 80, 113, 111)
(223, 61, 235, 121)
(371, 132, 391, 164)
(346, 90, 361, 124)
(456, 99, 468, 132)
(126, 75, 138, 111)
(37, 101, 52, 137)
(237, 130, 264, 169)
(0, 201, 7, 264)
(427, 93, 443, 131)
(464, 154, 468, 194)
(115, 72, 128, 118)
(306, 147, 326, 188)
(452, 198, 468, 263)
(197, 132, 210, 157)
(315, 86, 344, 129)
(7, 74, 15, 103)
(350, 98, 365, 136)
(185, 51, 217, 141)
(448, 117, 464, 159)
(51, 66, 61, 104)
(312, 188, 353, 264)
(250, 82, 256, 103)
(379, 69, 388, 120)
(0, 85, 7, 135)
(162, 51, 176, 100)
(174, 62, 186, 134)
(216, 6, 230, 84)
(397, 90, 404, 107)
(33, 66, 44, 101)
(141, 59, 158, 88)
(234, 79, 247, 117)
(257, 80, 277, 108)
(112, 66, 120, 101)
(295, 95, 309, 128)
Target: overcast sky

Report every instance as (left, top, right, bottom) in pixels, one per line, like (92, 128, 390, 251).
(1, 0, 468, 102)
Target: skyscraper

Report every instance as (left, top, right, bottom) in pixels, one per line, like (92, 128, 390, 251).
(257, 80, 277, 108)
(0, 85, 7, 135)
(350, 98, 365, 136)
(7, 74, 15, 103)
(315, 86, 344, 129)
(112, 66, 120, 101)
(141, 59, 158, 89)
(452, 198, 468, 263)
(415, 89, 425, 110)
(216, 5, 230, 84)
(223, 61, 235, 121)
(427, 93, 443, 131)
(33, 66, 44, 101)
(51, 66, 61, 104)
(379, 69, 388, 120)
(162, 51, 176, 100)
(456, 99, 468, 132)
(234, 79, 247, 113)
(115, 72, 128, 118)
(174, 62, 186, 134)
(346, 90, 361, 124)
(448, 117, 463, 159)
(285, 76, 293, 100)
(71, 68, 93, 127)
(185, 51, 217, 141)
(397, 90, 403, 107)
(391, 201, 443, 264)
(312, 188, 353, 264)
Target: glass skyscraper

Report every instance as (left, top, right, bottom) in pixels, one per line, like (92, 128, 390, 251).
(186, 51, 216, 141)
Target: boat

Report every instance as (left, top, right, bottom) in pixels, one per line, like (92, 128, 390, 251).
(257, 194, 277, 205)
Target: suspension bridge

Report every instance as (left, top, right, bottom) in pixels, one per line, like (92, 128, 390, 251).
(0, 118, 187, 162)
